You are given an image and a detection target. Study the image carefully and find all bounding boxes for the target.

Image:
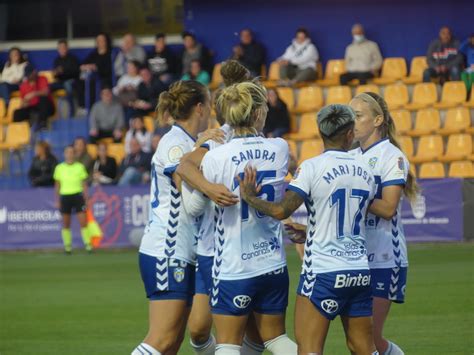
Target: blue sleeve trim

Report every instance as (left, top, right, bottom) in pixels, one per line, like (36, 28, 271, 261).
(286, 185, 308, 200)
(382, 179, 406, 188)
(200, 143, 210, 150)
(163, 165, 178, 178)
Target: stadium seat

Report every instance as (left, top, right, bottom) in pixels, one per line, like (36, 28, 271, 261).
(107, 143, 126, 164)
(286, 112, 319, 140)
(209, 63, 223, 90)
(439, 134, 472, 162)
(276, 87, 295, 108)
(0, 99, 5, 118)
(262, 61, 280, 88)
(433, 81, 467, 109)
(438, 107, 471, 135)
(373, 58, 407, 85)
(411, 135, 444, 163)
(355, 84, 380, 96)
(0, 122, 31, 150)
(390, 110, 412, 134)
(291, 86, 323, 114)
(4, 97, 22, 124)
(316, 59, 346, 86)
(326, 86, 352, 105)
(39, 70, 55, 83)
(462, 90, 474, 108)
(418, 162, 446, 178)
(448, 161, 474, 178)
(405, 83, 438, 110)
(402, 56, 428, 84)
(143, 116, 155, 132)
(398, 136, 414, 159)
(407, 108, 441, 136)
(298, 139, 324, 164)
(87, 144, 97, 159)
(384, 83, 409, 109)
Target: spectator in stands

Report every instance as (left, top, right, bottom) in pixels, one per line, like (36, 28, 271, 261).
(231, 29, 265, 77)
(460, 34, 474, 92)
(340, 23, 383, 85)
(73, 137, 93, 173)
(28, 141, 58, 187)
(117, 137, 151, 186)
(14, 64, 55, 130)
(423, 26, 463, 84)
(277, 28, 319, 85)
(79, 32, 113, 109)
(263, 89, 290, 138)
(112, 60, 142, 105)
(51, 39, 80, 116)
(0, 47, 27, 106)
(114, 33, 146, 79)
(147, 33, 179, 85)
(181, 32, 212, 75)
(92, 142, 117, 185)
(89, 87, 124, 144)
(125, 116, 152, 154)
(181, 59, 210, 85)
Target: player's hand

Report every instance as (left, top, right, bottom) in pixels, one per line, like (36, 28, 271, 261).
(284, 222, 307, 244)
(204, 183, 239, 207)
(237, 165, 262, 201)
(195, 129, 225, 148)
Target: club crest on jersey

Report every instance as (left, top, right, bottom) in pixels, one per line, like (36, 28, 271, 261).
(398, 157, 405, 171)
(168, 146, 184, 163)
(173, 267, 185, 283)
(368, 157, 378, 168)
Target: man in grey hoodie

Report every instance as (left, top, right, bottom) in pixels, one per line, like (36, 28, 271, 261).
(89, 87, 124, 144)
(113, 33, 146, 79)
(423, 26, 463, 84)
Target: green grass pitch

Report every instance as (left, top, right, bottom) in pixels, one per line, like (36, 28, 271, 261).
(0, 243, 473, 354)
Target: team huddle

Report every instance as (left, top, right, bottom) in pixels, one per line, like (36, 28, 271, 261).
(131, 61, 418, 355)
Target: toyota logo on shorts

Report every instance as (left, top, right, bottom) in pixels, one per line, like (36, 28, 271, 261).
(321, 299, 339, 314)
(233, 295, 252, 309)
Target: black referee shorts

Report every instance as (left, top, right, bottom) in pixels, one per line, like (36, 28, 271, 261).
(60, 193, 87, 214)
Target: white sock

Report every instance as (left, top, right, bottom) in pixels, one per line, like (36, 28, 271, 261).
(215, 343, 241, 355)
(384, 341, 404, 355)
(190, 334, 216, 355)
(131, 343, 162, 355)
(241, 335, 265, 354)
(264, 334, 297, 355)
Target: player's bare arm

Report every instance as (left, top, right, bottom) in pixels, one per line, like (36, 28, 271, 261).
(369, 185, 403, 220)
(238, 165, 304, 220)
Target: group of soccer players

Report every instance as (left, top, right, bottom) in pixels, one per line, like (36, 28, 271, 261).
(131, 60, 417, 355)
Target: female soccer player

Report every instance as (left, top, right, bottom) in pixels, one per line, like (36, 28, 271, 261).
(131, 80, 214, 355)
(53, 145, 90, 253)
(349, 92, 418, 355)
(239, 104, 378, 355)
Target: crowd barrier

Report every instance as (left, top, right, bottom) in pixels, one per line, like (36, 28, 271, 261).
(0, 179, 472, 250)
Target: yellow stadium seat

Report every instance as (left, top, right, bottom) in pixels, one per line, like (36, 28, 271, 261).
(10, 90, 20, 98)
(463, 91, 474, 108)
(384, 83, 409, 110)
(143, 116, 155, 132)
(405, 82, 438, 110)
(286, 139, 298, 156)
(407, 108, 441, 137)
(298, 139, 324, 164)
(0, 122, 31, 150)
(373, 58, 407, 85)
(291, 86, 324, 114)
(439, 107, 471, 135)
(390, 110, 412, 134)
(5, 97, 22, 124)
(355, 84, 380, 96)
(39, 70, 56, 83)
(439, 134, 472, 162)
(399, 136, 414, 159)
(97, 138, 114, 145)
(326, 86, 352, 105)
(419, 162, 446, 178)
(209, 63, 223, 90)
(448, 161, 474, 178)
(286, 112, 320, 140)
(87, 144, 97, 159)
(316, 60, 346, 86)
(0, 99, 5, 118)
(411, 135, 444, 163)
(262, 61, 280, 88)
(107, 143, 126, 164)
(433, 81, 467, 109)
(276, 87, 295, 108)
(402, 56, 428, 84)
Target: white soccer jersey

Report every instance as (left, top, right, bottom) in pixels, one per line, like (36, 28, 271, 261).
(288, 150, 376, 274)
(201, 135, 289, 280)
(139, 124, 200, 264)
(196, 124, 233, 257)
(351, 138, 409, 269)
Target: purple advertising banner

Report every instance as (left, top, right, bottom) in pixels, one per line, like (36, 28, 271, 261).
(0, 178, 464, 250)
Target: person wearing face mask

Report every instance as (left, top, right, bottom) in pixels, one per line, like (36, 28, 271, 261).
(340, 24, 383, 86)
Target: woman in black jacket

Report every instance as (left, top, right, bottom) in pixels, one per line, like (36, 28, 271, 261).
(92, 142, 118, 185)
(28, 141, 58, 187)
(263, 88, 290, 138)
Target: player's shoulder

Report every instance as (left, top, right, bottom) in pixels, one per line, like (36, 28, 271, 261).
(380, 140, 408, 162)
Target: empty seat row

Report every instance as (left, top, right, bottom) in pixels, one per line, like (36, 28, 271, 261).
(418, 161, 474, 178)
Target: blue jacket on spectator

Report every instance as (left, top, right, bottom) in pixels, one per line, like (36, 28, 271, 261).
(460, 38, 474, 67)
